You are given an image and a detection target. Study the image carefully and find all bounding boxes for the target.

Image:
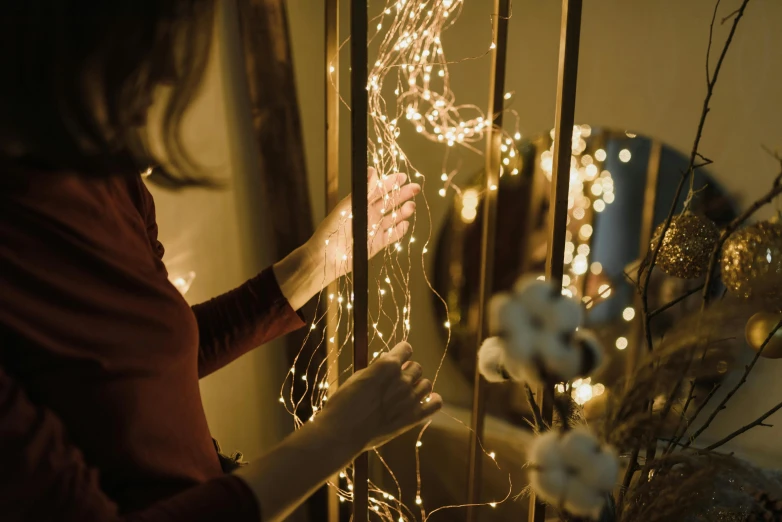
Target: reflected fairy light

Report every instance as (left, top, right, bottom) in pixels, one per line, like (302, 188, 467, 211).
(170, 271, 196, 296)
(460, 189, 479, 223)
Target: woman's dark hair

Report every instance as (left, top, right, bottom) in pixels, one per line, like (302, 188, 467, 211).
(0, 1, 216, 188)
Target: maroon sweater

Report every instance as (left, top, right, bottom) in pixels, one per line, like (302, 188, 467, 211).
(0, 171, 305, 521)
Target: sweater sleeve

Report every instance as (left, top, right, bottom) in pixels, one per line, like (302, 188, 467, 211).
(132, 177, 306, 378)
(0, 365, 260, 522)
(192, 268, 305, 378)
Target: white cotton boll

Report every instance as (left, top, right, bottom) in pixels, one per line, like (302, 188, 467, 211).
(563, 478, 605, 519)
(499, 298, 535, 348)
(573, 329, 605, 377)
(544, 295, 583, 333)
(560, 427, 602, 471)
(580, 448, 620, 493)
(478, 337, 509, 383)
(536, 334, 581, 382)
(530, 466, 569, 507)
(528, 431, 567, 501)
(514, 277, 556, 310)
(488, 293, 511, 335)
(502, 355, 536, 383)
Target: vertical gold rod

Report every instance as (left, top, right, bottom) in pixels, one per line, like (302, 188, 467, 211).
(325, 0, 340, 520)
(627, 139, 661, 378)
(529, 1, 582, 522)
(465, 1, 510, 519)
(350, 0, 368, 520)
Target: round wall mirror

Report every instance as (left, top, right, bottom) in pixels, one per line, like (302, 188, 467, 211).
(432, 126, 738, 425)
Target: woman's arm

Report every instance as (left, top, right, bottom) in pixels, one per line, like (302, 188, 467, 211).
(134, 171, 419, 377)
(236, 342, 442, 522)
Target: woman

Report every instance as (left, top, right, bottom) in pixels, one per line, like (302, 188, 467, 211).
(0, 2, 442, 521)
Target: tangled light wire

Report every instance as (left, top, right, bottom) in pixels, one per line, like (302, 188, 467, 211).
(278, 1, 518, 519)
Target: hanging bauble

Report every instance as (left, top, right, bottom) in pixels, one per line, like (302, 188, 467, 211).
(651, 213, 720, 279)
(721, 221, 782, 299)
(745, 312, 782, 358)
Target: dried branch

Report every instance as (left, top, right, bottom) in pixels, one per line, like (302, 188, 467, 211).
(705, 400, 782, 451)
(662, 380, 698, 453)
(682, 319, 782, 449)
(616, 446, 640, 515)
(665, 382, 721, 455)
(640, 0, 751, 355)
(721, 8, 742, 24)
(649, 284, 705, 319)
(524, 383, 544, 432)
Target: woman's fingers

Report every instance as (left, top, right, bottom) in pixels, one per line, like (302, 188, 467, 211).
(369, 221, 410, 257)
(369, 172, 405, 202)
(374, 180, 420, 208)
(386, 342, 414, 366)
(402, 361, 423, 384)
(417, 392, 443, 419)
(372, 201, 415, 236)
(413, 378, 432, 400)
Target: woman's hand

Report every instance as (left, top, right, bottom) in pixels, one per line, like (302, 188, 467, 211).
(273, 168, 420, 310)
(236, 342, 441, 522)
(318, 341, 442, 451)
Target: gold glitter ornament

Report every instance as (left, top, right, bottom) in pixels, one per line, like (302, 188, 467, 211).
(651, 213, 720, 279)
(745, 312, 782, 358)
(721, 221, 782, 299)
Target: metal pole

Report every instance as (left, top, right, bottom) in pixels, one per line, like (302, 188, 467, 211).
(350, 0, 368, 520)
(529, 1, 582, 521)
(465, 1, 510, 520)
(325, 0, 341, 520)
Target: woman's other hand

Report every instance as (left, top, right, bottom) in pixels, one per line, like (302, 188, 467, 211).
(308, 166, 420, 283)
(273, 167, 420, 310)
(319, 341, 442, 451)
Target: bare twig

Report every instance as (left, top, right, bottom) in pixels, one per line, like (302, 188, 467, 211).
(721, 8, 741, 24)
(640, 0, 751, 354)
(649, 284, 705, 319)
(665, 383, 721, 455)
(705, 400, 782, 451)
(524, 383, 545, 432)
(682, 319, 782, 449)
(701, 170, 782, 307)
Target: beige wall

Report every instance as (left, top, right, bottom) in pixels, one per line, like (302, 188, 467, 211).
(286, 0, 782, 465)
(148, 1, 293, 460)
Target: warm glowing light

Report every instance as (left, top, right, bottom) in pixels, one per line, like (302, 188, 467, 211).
(572, 255, 588, 275)
(623, 307, 636, 321)
(619, 149, 632, 162)
(594, 148, 606, 161)
(616, 337, 628, 350)
(579, 224, 593, 239)
(572, 382, 593, 405)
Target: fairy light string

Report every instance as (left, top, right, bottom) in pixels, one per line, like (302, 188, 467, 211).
(280, 1, 517, 519)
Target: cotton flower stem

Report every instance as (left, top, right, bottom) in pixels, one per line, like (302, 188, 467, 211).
(616, 446, 640, 516)
(524, 383, 545, 432)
